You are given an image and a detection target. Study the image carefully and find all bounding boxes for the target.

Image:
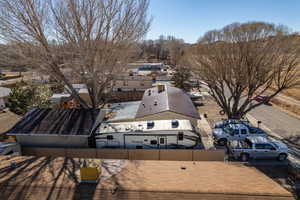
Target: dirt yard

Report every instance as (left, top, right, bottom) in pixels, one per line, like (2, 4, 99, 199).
(196, 96, 225, 126)
(0, 109, 20, 138)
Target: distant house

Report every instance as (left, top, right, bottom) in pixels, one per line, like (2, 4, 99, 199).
(112, 75, 153, 92)
(136, 63, 166, 76)
(6, 108, 103, 148)
(0, 87, 11, 110)
(50, 84, 91, 107)
(106, 85, 200, 126)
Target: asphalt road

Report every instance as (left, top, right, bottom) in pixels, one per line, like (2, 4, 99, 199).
(249, 104, 300, 140)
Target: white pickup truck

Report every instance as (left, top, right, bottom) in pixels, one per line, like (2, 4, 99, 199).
(0, 142, 21, 155)
(228, 136, 288, 161)
(212, 123, 267, 146)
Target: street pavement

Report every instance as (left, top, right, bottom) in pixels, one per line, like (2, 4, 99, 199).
(249, 104, 300, 139)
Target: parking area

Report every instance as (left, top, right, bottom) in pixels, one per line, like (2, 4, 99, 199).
(195, 95, 300, 198)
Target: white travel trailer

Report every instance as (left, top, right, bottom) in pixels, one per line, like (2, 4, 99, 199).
(95, 120, 200, 149)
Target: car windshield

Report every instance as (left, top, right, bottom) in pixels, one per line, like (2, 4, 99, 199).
(272, 142, 280, 149)
(223, 126, 233, 133)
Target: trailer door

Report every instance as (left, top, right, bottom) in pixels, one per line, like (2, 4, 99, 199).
(158, 136, 167, 149)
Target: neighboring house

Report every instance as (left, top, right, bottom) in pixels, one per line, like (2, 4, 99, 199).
(106, 85, 200, 127)
(136, 63, 166, 76)
(135, 85, 200, 126)
(95, 119, 200, 149)
(0, 87, 12, 110)
(6, 108, 103, 148)
(112, 75, 153, 92)
(64, 84, 87, 94)
(50, 84, 91, 107)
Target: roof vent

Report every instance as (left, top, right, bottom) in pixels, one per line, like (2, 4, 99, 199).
(171, 120, 179, 128)
(154, 101, 157, 106)
(157, 85, 165, 93)
(148, 90, 151, 96)
(147, 121, 154, 129)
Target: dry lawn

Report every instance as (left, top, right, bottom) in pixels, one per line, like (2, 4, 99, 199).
(270, 98, 300, 118)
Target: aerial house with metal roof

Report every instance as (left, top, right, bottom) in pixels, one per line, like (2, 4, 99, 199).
(6, 108, 102, 148)
(106, 85, 200, 128)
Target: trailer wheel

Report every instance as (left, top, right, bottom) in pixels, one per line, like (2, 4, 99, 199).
(240, 153, 249, 162)
(277, 153, 287, 161)
(218, 138, 227, 146)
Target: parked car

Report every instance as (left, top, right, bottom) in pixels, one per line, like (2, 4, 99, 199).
(214, 119, 250, 128)
(0, 142, 21, 155)
(253, 94, 269, 103)
(212, 123, 267, 146)
(227, 136, 288, 162)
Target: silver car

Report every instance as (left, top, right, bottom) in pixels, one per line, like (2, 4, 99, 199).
(0, 142, 21, 155)
(228, 136, 288, 162)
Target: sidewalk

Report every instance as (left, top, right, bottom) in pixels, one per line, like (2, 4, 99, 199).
(197, 115, 215, 150)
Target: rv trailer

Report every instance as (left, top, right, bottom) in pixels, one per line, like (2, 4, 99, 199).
(95, 120, 200, 149)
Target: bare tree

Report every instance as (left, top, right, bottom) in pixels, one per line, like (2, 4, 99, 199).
(137, 35, 186, 64)
(0, 0, 151, 108)
(165, 37, 185, 66)
(189, 22, 300, 119)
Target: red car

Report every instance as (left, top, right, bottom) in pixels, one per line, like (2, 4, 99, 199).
(253, 94, 269, 103)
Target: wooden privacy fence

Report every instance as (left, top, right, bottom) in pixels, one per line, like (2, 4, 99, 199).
(21, 147, 225, 161)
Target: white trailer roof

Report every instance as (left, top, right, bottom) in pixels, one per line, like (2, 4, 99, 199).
(98, 119, 194, 134)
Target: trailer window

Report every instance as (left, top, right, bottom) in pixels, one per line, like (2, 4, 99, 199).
(107, 135, 114, 140)
(150, 140, 157, 145)
(160, 138, 165, 144)
(178, 132, 184, 140)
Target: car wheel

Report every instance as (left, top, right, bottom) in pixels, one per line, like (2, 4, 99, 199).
(277, 153, 287, 161)
(240, 153, 249, 162)
(218, 138, 227, 146)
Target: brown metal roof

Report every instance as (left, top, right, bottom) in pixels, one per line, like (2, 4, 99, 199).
(6, 108, 100, 136)
(135, 85, 200, 119)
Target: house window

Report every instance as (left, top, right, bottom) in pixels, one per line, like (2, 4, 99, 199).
(172, 120, 179, 128)
(178, 132, 184, 140)
(107, 135, 114, 140)
(117, 88, 122, 92)
(147, 121, 154, 129)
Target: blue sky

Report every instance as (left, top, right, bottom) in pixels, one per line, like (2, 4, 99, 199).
(147, 0, 300, 43)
